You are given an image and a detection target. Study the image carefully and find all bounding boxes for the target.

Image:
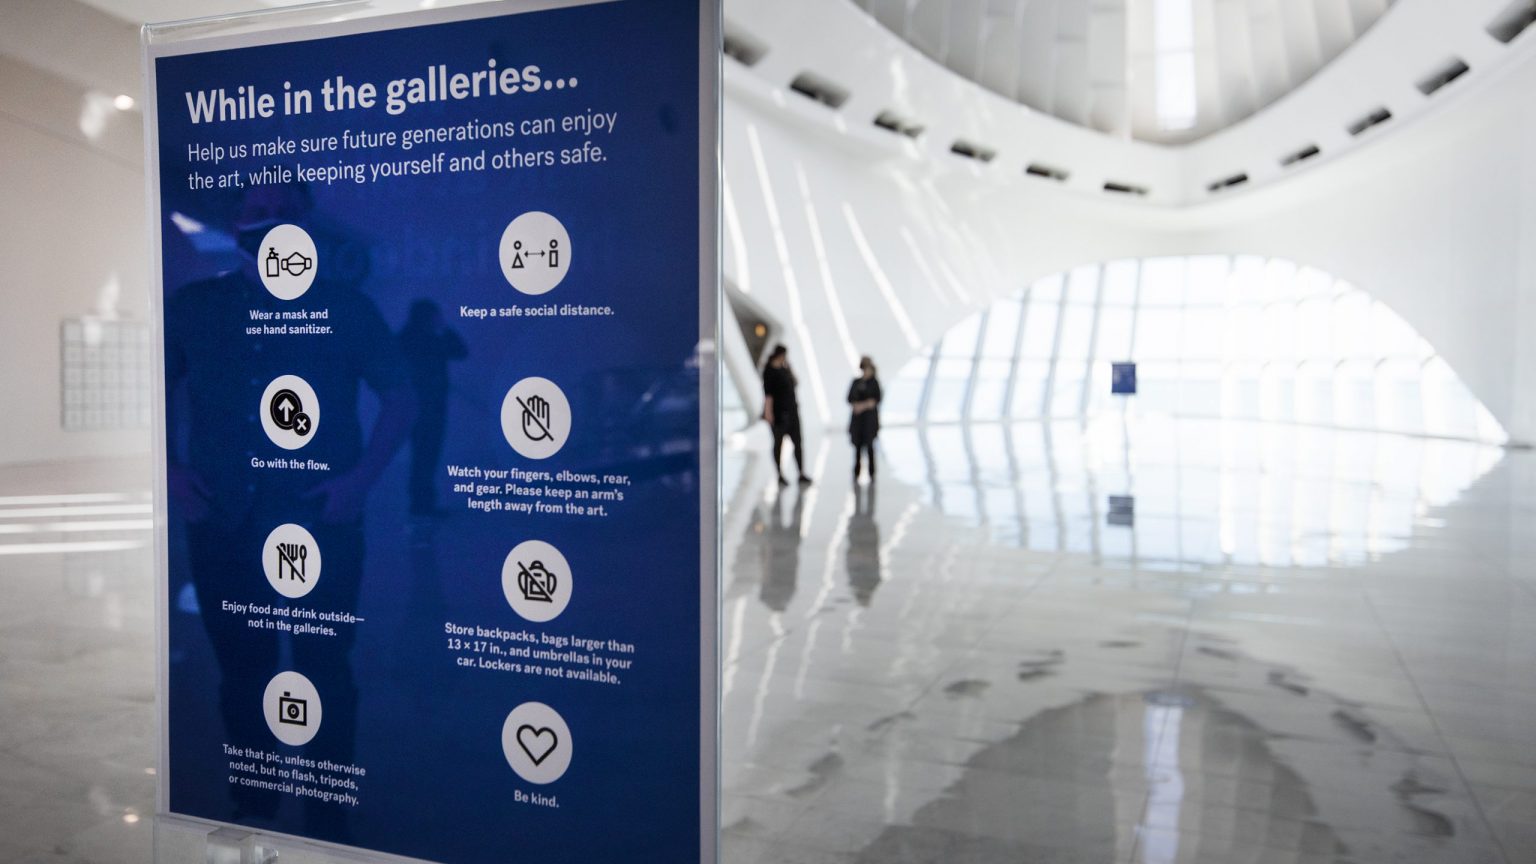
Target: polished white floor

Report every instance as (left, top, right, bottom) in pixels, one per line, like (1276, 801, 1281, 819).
(2, 417, 1534, 863)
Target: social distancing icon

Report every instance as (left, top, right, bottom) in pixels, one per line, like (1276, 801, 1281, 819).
(499, 212, 571, 295)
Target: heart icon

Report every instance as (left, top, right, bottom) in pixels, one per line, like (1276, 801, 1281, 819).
(516, 725, 559, 766)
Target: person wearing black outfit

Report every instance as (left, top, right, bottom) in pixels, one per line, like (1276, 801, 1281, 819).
(398, 299, 468, 515)
(762, 345, 812, 487)
(848, 355, 882, 482)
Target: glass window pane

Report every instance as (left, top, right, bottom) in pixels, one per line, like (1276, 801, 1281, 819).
(970, 359, 1012, 420)
(1011, 361, 1050, 417)
(1261, 259, 1298, 304)
(980, 298, 1023, 358)
(1032, 274, 1064, 302)
(1225, 305, 1264, 362)
(940, 312, 984, 358)
(1180, 361, 1222, 415)
(1373, 302, 1431, 360)
(926, 357, 972, 423)
(1136, 308, 1182, 360)
(1181, 308, 1224, 359)
(1103, 260, 1139, 305)
(1260, 303, 1297, 363)
(1096, 306, 1134, 361)
(1229, 256, 1267, 303)
(1050, 366, 1087, 416)
(1057, 305, 1095, 360)
(1296, 298, 1332, 359)
(1140, 257, 1186, 306)
(1021, 300, 1060, 358)
(1333, 290, 1372, 359)
(1066, 265, 1101, 304)
(884, 350, 933, 425)
(1185, 256, 1229, 305)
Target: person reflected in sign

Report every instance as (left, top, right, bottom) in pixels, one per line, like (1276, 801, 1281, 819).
(762, 345, 812, 487)
(848, 356, 882, 483)
(165, 181, 415, 835)
(399, 299, 467, 516)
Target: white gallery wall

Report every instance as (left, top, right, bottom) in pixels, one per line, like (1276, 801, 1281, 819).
(0, 44, 150, 467)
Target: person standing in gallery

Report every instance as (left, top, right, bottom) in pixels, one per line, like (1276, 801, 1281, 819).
(847, 355, 882, 483)
(762, 345, 812, 487)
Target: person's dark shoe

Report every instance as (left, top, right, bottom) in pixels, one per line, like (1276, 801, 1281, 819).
(797, 475, 813, 486)
(777, 475, 790, 487)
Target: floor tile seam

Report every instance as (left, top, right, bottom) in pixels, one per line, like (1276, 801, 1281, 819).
(1360, 582, 1515, 864)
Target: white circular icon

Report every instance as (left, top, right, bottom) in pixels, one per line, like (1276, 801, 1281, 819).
(264, 671, 322, 746)
(502, 540, 573, 623)
(500, 377, 570, 460)
(499, 212, 571, 296)
(257, 223, 318, 301)
(262, 524, 321, 599)
(260, 375, 320, 450)
(501, 702, 572, 784)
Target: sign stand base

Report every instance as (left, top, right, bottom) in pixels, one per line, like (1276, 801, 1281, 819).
(206, 827, 280, 864)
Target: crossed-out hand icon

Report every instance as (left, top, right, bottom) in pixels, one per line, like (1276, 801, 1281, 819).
(501, 377, 569, 460)
(520, 394, 553, 442)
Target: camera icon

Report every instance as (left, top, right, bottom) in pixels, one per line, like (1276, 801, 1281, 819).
(278, 691, 308, 726)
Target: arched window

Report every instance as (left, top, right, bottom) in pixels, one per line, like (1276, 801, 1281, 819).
(888, 256, 1506, 444)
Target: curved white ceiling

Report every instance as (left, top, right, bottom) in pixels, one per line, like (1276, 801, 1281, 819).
(851, 0, 1399, 145)
(727, 0, 1536, 204)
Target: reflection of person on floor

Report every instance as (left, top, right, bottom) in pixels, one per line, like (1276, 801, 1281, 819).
(398, 299, 467, 515)
(762, 344, 812, 487)
(759, 486, 805, 612)
(846, 483, 882, 606)
(847, 356, 882, 483)
(165, 182, 415, 835)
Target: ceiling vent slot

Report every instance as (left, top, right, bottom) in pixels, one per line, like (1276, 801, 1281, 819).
(1025, 163, 1070, 182)
(722, 26, 768, 67)
(1103, 181, 1149, 197)
(1280, 144, 1321, 167)
(1206, 173, 1250, 194)
(1488, 0, 1536, 43)
(788, 72, 849, 109)
(950, 140, 996, 163)
(1417, 58, 1471, 96)
(873, 110, 924, 139)
(1346, 107, 1393, 137)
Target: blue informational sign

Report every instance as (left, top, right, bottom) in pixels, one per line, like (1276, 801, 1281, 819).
(145, 2, 719, 862)
(1111, 361, 1137, 395)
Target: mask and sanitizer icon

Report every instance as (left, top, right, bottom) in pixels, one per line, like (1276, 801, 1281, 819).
(265, 246, 314, 279)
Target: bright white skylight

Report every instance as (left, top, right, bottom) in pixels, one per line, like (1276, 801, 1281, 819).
(1153, 0, 1198, 131)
